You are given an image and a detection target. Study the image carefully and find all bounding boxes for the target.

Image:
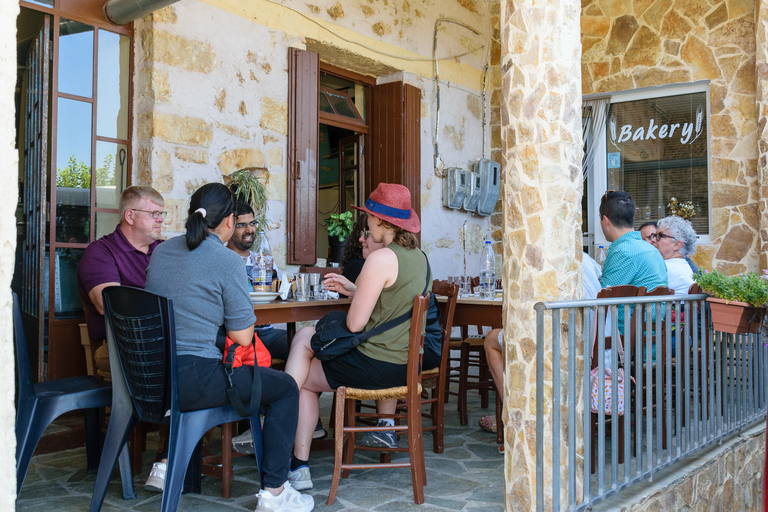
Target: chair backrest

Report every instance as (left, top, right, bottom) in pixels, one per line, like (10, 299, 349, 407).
(431, 280, 459, 371)
(13, 293, 35, 403)
(591, 285, 646, 370)
(405, 294, 430, 396)
(102, 286, 177, 424)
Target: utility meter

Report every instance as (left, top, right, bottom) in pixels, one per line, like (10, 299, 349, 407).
(442, 167, 470, 209)
(463, 171, 482, 212)
(475, 159, 501, 216)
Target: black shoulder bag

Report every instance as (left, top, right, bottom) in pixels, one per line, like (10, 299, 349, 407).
(310, 253, 431, 361)
(215, 326, 262, 418)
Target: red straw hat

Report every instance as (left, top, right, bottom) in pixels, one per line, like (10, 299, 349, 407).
(352, 183, 421, 233)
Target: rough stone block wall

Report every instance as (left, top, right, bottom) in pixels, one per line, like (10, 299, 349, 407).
(611, 429, 766, 512)
(581, 0, 759, 274)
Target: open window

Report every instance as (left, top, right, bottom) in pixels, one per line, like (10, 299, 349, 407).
(287, 48, 421, 265)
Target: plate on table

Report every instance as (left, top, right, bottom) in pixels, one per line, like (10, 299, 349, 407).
(250, 292, 280, 304)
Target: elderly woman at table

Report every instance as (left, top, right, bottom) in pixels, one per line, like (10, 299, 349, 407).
(284, 183, 431, 491)
(145, 183, 313, 512)
(652, 215, 697, 296)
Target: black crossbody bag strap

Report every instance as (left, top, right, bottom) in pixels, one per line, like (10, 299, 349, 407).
(357, 251, 431, 343)
(222, 337, 263, 418)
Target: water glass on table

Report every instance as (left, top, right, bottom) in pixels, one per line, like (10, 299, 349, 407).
(295, 273, 310, 301)
(308, 273, 326, 300)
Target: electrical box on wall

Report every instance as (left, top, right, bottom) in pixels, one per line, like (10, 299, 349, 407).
(476, 159, 501, 216)
(463, 172, 482, 212)
(442, 167, 470, 209)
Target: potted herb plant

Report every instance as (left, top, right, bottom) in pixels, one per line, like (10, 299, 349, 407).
(693, 269, 768, 334)
(226, 168, 268, 231)
(325, 211, 354, 263)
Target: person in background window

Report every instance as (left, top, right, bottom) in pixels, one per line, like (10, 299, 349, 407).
(652, 215, 697, 296)
(339, 213, 368, 282)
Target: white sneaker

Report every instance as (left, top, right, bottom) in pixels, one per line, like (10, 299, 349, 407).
(145, 461, 166, 492)
(286, 465, 313, 490)
(233, 428, 255, 455)
(255, 481, 314, 511)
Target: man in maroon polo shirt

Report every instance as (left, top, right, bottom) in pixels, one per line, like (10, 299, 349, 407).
(78, 185, 165, 350)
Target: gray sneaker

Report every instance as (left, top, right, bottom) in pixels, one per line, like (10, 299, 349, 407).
(287, 465, 313, 491)
(360, 429, 398, 449)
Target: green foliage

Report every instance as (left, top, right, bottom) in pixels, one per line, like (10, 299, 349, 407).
(325, 211, 354, 241)
(56, 154, 116, 188)
(228, 169, 269, 231)
(693, 269, 768, 307)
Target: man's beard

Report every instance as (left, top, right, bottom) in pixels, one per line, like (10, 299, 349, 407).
(231, 236, 254, 252)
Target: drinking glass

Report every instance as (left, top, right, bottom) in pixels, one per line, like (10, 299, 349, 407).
(295, 273, 310, 302)
(308, 273, 325, 300)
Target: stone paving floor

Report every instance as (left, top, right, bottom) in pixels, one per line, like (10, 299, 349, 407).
(17, 387, 505, 511)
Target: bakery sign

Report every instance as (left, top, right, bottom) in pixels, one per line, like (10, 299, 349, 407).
(608, 103, 705, 149)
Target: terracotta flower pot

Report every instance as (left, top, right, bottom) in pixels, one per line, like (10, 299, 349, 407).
(706, 297, 766, 334)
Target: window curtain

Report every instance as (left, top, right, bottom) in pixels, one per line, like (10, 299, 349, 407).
(582, 97, 609, 183)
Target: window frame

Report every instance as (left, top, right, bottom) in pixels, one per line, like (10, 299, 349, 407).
(584, 80, 712, 248)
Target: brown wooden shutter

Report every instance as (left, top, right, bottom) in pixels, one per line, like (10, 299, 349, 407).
(287, 47, 319, 264)
(370, 82, 421, 218)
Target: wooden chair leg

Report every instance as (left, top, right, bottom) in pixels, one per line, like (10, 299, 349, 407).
(458, 344, 470, 425)
(342, 397, 356, 479)
(221, 423, 232, 499)
(130, 424, 143, 476)
(433, 385, 445, 454)
(479, 353, 490, 409)
(328, 389, 347, 506)
(407, 390, 425, 504)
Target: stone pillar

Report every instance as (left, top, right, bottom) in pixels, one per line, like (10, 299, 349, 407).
(0, 1, 20, 506)
(757, 0, 768, 271)
(500, 1, 583, 510)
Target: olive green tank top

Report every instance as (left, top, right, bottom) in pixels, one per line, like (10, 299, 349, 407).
(357, 243, 431, 365)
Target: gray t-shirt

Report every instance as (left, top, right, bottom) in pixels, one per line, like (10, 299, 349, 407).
(145, 233, 256, 360)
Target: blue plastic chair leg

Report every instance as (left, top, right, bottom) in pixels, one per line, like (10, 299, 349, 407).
(161, 415, 211, 512)
(117, 445, 136, 500)
(15, 404, 59, 497)
(89, 410, 137, 512)
(250, 418, 265, 487)
(84, 407, 103, 473)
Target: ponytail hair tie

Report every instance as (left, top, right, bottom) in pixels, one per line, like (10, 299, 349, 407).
(194, 208, 207, 218)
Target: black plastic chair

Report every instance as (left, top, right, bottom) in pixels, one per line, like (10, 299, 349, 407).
(13, 292, 134, 499)
(89, 286, 264, 512)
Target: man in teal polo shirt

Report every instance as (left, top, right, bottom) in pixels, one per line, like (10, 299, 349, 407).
(599, 190, 667, 334)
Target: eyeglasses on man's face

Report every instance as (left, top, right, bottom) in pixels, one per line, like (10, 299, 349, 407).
(235, 220, 258, 229)
(131, 209, 167, 220)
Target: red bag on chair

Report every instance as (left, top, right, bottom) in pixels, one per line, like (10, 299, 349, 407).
(222, 333, 272, 368)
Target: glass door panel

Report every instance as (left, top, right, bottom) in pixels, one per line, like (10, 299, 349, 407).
(96, 30, 130, 139)
(55, 97, 92, 243)
(95, 141, 127, 208)
(58, 19, 93, 98)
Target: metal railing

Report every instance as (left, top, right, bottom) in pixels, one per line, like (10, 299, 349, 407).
(534, 293, 767, 511)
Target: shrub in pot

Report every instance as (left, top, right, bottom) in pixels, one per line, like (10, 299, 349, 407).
(693, 269, 768, 334)
(325, 211, 354, 263)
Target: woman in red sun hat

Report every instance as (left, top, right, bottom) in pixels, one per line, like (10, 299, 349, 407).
(283, 183, 432, 489)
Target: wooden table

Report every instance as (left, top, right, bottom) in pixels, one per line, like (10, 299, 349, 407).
(439, 296, 503, 329)
(253, 297, 352, 345)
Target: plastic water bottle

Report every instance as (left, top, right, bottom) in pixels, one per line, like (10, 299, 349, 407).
(253, 231, 273, 293)
(596, 246, 607, 268)
(479, 240, 496, 299)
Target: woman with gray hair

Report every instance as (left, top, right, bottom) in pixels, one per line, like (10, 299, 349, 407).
(653, 215, 698, 295)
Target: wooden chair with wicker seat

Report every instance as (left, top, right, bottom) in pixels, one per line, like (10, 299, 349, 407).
(416, 280, 458, 453)
(589, 284, 646, 474)
(328, 294, 430, 505)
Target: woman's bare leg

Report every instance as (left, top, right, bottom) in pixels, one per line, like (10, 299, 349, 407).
(293, 358, 332, 460)
(484, 328, 503, 395)
(284, 326, 316, 388)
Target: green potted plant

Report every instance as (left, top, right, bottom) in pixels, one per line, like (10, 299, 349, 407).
(693, 269, 768, 334)
(325, 211, 354, 263)
(226, 168, 268, 231)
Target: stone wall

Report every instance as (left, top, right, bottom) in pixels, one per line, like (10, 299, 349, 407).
(757, 0, 768, 271)
(582, 0, 760, 274)
(500, 0, 584, 509)
(133, 0, 498, 278)
(0, 0, 20, 507)
(604, 428, 765, 512)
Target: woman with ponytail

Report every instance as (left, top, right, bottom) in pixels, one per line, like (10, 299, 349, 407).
(145, 183, 314, 511)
